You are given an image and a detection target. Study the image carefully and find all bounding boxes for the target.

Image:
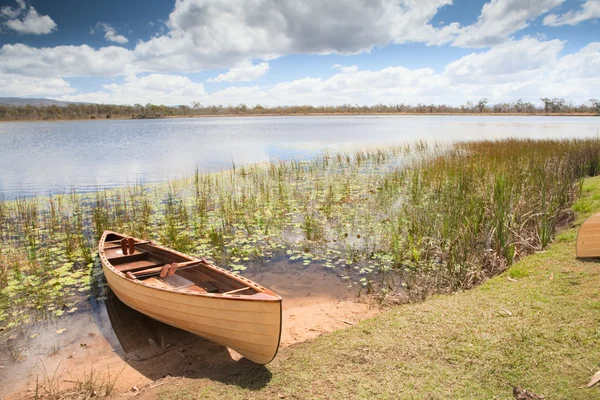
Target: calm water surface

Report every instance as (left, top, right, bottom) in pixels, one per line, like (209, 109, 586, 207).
(0, 115, 598, 197)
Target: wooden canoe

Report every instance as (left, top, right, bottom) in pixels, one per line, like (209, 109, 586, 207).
(99, 231, 282, 364)
(576, 211, 600, 258)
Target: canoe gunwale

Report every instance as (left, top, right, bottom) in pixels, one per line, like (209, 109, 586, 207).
(98, 230, 282, 302)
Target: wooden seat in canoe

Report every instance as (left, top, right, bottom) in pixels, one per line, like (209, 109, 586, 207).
(577, 211, 600, 258)
(105, 248, 147, 263)
(144, 275, 199, 291)
(103, 247, 167, 273)
(161, 274, 195, 288)
(116, 261, 164, 273)
(103, 240, 151, 250)
(143, 277, 172, 290)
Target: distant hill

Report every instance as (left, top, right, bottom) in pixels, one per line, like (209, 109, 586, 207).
(0, 97, 80, 107)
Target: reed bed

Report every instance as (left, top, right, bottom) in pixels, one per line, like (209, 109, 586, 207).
(1, 138, 599, 330)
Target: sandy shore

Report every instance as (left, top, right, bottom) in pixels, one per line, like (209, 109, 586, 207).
(0, 264, 379, 399)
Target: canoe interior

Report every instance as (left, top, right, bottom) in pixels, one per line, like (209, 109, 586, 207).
(102, 233, 259, 295)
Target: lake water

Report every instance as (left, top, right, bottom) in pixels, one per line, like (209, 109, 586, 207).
(0, 115, 598, 198)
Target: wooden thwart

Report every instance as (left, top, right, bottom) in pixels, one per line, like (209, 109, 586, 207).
(104, 240, 151, 250)
(223, 287, 252, 295)
(130, 260, 203, 278)
(117, 260, 162, 273)
(143, 275, 195, 290)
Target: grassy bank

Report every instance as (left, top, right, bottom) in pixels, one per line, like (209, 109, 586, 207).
(151, 176, 600, 400)
(2, 139, 600, 330)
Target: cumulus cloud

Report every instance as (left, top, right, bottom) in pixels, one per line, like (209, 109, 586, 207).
(269, 66, 445, 105)
(0, 0, 573, 79)
(132, 0, 457, 72)
(444, 37, 564, 83)
(59, 74, 207, 105)
(451, 0, 564, 47)
(0, 73, 74, 97)
(552, 42, 600, 80)
(50, 38, 600, 107)
(0, 1, 595, 105)
(0, 0, 25, 19)
(0, 43, 136, 77)
(1, 0, 56, 35)
(543, 0, 600, 26)
(131, 0, 567, 70)
(96, 22, 129, 44)
(207, 60, 270, 83)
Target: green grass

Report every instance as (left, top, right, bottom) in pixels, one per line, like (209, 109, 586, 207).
(153, 176, 600, 400)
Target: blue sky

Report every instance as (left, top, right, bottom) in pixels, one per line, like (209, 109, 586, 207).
(0, 0, 599, 106)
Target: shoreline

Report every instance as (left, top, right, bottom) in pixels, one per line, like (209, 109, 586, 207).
(0, 111, 598, 123)
(2, 140, 600, 399)
(0, 264, 378, 399)
(148, 176, 600, 399)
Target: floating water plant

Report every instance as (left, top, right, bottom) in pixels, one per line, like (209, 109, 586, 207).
(1, 139, 600, 330)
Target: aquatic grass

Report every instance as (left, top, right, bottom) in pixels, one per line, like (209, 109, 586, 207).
(1, 139, 600, 330)
(157, 176, 600, 400)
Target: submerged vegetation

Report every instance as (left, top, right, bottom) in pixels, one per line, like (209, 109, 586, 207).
(1, 138, 600, 330)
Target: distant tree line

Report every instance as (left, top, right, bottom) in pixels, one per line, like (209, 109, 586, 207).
(0, 98, 599, 121)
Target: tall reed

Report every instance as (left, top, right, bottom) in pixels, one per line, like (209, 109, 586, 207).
(1, 139, 599, 329)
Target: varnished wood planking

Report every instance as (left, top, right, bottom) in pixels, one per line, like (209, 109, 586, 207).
(113, 288, 279, 351)
(102, 260, 281, 363)
(111, 284, 281, 360)
(576, 211, 600, 258)
(106, 271, 281, 335)
(99, 231, 282, 364)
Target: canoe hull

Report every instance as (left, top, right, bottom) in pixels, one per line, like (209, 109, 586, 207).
(99, 232, 282, 364)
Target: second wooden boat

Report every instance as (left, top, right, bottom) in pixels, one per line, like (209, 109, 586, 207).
(577, 211, 600, 258)
(99, 231, 282, 364)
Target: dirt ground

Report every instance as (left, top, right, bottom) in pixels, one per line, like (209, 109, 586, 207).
(0, 264, 379, 399)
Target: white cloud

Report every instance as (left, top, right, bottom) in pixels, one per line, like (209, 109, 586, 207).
(0, 43, 136, 77)
(2, 0, 56, 35)
(207, 60, 270, 83)
(332, 64, 358, 73)
(0, 0, 25, 19)
(444, 37, 564, 83)
(0, 73, 74, 97)
(0, 1, 596, 106)
(269, 66, 445, 105)
(48, 38, 600, 107)
(0, 0, 575, 80)
(59, 74, 207, 105)
(96, 22, 129, 44)
(130, 0, 567, 71)
(553, 42, 600, 80)
(451, 0, 564, 47)
(543, 0, 600, 26)
(132, 0, 457, 72)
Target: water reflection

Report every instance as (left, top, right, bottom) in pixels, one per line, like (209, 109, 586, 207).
(100, 291, 270, 385)
(1, 116, 598, 197)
